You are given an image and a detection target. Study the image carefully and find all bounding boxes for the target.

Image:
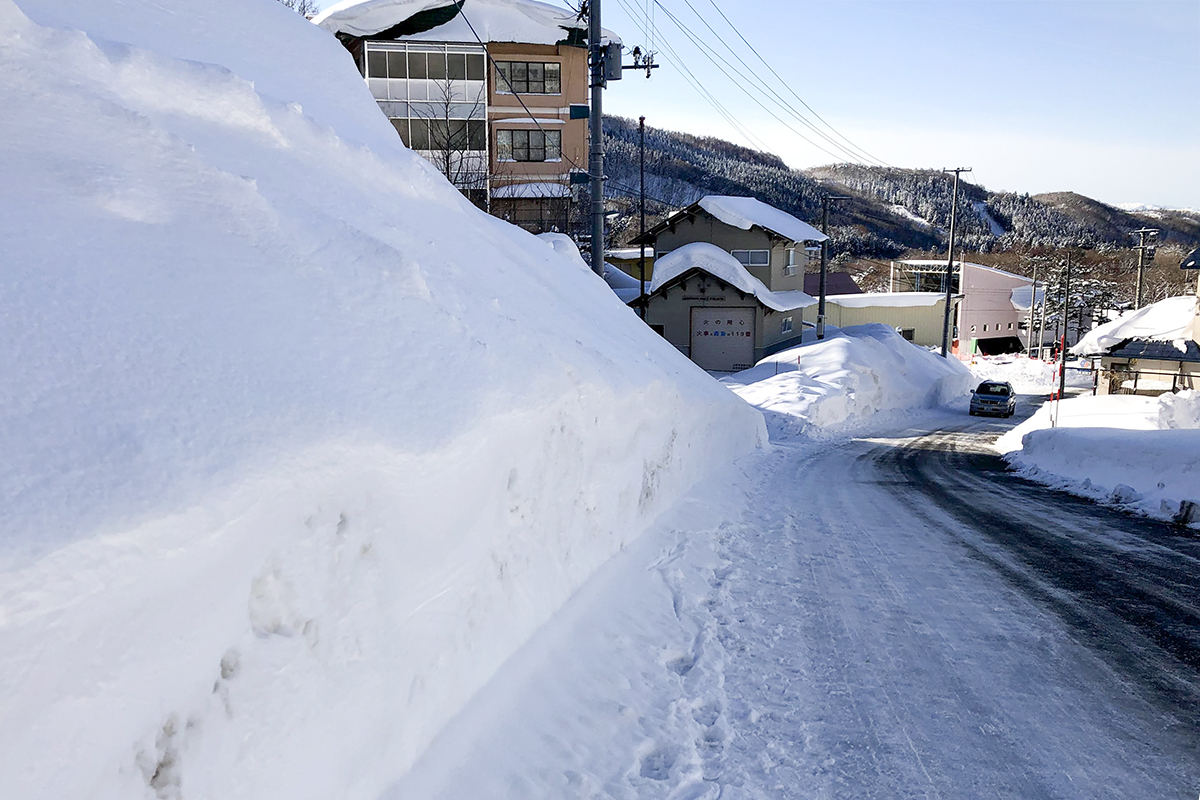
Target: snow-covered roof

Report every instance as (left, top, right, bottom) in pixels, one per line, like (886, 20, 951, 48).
(606, 247, 654, 259)
(315, 0, 620, 45)
(697, 196, 828, 244)
(826, 292, 944, 309)
(1009, 283, 1046, 312)
(650, 243, 816, 313)
(1071, 294, 1198, 356)
(492, 181, 570, 199)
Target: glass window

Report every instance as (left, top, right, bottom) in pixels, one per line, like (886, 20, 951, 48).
(545, 63, 561, 93)
(527, 62, 544, 93)
(513, 129, 529, 161)
(511, 62, 528, 93)
(448, 53, 466, 81)
(390, 118, 410, 147)
(367, 51, 387, 78)
(496, 129, 513, 160)
(387, 51, 407, 79)
(781, 316, 793, 334)
(529, 130, 546, 161)
(546, 130, 561, 160)
(408, 52, 428, 80)
(496, 129, 560, 161)
(496, 61, 510, 88)
(427, 51, 447, 81)
(467, 120, 486, 151)
(409, 118, 431, 150)
(731, 250, 770, 266)
(467, 54, 485, 81)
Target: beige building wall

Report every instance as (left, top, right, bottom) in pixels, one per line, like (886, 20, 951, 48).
(487, 42, 587, 189)
(808, 299, 946, 347)
(652, 214, 812, 292)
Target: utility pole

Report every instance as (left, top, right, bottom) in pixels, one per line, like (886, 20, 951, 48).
(638, 115, 646, 317)
(1035, 273, 1048, 360)
(587, 0, 605, 276)
(939, 167, 971, 358)
(817, 195, 849, 340)
(1132, 227, 1159, 309)
(1027, 262, 1038, 359)
(1053, 250, 1073, 427)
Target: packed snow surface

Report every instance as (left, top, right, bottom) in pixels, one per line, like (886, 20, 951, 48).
(1071, 294, 1197, 355)
(0, 1, 760, 799)
(649, 243, 815, 313)
(996, 392, 1200, 522)
(723, 324, 973, 436)
(697, 195, 827, 244)
(316, 0, 620, 45)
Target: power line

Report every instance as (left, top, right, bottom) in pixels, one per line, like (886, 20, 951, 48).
(701, 0, 893, 168)
(671, 0, 885, 166)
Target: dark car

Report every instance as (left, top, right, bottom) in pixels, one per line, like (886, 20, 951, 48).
(969, 380, 1016, 417)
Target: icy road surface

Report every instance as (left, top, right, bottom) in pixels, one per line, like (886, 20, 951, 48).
(385, 402, 1200, 799)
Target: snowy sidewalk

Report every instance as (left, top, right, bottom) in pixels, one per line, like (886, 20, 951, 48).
(381, 410, 1200, 798)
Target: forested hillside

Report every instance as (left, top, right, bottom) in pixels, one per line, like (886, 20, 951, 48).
(603, 116, 1200, 292)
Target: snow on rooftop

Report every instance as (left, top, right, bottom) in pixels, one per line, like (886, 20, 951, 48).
(650, 243, 815, 313)
(826, 292, 943, 309)
(697, 196, 827, 245)
(1071, 294, 1198, 356)
(1009, 283, 1046, 312)
(315, 0, 620, 45)
(896, 259, 1028, 282)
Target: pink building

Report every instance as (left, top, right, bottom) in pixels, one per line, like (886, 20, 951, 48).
(890, 259, 1034, 358)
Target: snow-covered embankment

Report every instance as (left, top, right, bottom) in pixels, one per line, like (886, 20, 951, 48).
(723, 324, 974, 437)
(996, 392, 1200, 523)
(0, 2, 763, 798)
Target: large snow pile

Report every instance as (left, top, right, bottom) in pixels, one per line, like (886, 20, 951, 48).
(1071, 294, 1197, 355)
(650, 243, 814, 312)
(723, 324, 974, 437)
(996, 392, 1200, 523)
(0, 2, 763, 799)
(969, 354, 1093, 394)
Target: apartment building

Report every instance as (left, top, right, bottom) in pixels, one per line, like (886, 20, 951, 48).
(315, 0, 617, 233)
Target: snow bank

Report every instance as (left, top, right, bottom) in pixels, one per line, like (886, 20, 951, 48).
(997, 392, 1200, 523)
(969, 354, 1093, 394)
(827, 291, 943, 309)
(723, 324, 974, 436)
(650, 243, 815, 313)
(0, 2, 761, 799)
(1071, 294, 1197, 356)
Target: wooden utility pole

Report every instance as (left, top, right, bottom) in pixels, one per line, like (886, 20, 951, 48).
(1027, 263, 1039, 359)
(1053, 251, 1073, 427)
(940, 167, 971, 357)
(1132, 227, 1159, 309)
(817, 195, 849, 340)
(588, 0, 605, 276)
(638, 115, 646, 317)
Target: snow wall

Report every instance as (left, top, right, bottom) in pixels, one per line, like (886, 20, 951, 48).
(0, 2, 765, 798)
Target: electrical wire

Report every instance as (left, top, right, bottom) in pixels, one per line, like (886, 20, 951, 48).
(701, 0, 893, 168)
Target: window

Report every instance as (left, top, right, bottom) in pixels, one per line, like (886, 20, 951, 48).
(1008, 322, 1014, 330)
(781, 316, 793, 335)
(971, 325, 977, 333)
(496, 129, 562, 162)
(731, 249, 770, 267)
(983, 324, 988, 332)
(898, 328, 915, 341)
(496, 61, 562, 94)
(783, 248, 797, 276)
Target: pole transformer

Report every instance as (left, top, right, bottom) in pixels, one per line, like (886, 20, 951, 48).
(817, 195, 849, 340)
(939, 167, 971, 358)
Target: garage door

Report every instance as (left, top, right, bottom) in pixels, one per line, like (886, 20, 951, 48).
(690, 307, 755, 372)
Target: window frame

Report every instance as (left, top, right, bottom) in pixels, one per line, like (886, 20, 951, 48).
(731, 249, 770, 267)
(496, 128, 562, 162)
(495, 61, 563, 95)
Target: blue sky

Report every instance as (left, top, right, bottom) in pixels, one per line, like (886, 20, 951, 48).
(314, 0, 1200, 208)
(600, 0, 1199, 208)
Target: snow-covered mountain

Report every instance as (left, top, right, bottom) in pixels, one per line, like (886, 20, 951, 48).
(0, 2, 763, 798)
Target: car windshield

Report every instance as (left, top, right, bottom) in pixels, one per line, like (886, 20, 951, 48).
(976, 383, 1010, 396)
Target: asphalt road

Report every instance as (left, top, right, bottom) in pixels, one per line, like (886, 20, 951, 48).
(715, 398, 1200, 799)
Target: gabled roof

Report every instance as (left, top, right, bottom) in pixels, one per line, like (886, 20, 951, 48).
(648, 243, 815, 312)
(633, 195, 828, 246)
(1107, 337, 1200, 363)
(314, 0, 620, 45)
